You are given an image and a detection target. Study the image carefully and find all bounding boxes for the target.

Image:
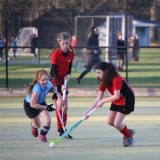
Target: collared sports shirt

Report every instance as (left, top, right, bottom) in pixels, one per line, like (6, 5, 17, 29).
(99, 75, 135, 106)
(51, 48, 75, 86)
(25, 81, 53, 103)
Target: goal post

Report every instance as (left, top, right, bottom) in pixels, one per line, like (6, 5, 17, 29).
(74, 14, 131, 72)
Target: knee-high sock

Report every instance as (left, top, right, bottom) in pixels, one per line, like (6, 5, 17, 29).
(56, 110, 63, 130)
(119, 125, 132, 138)
(63, 113, 67, 127)
(56, 110, 68, 130)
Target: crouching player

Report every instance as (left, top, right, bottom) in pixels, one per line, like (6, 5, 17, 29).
(84, 62, 135, 147)
(23, 69, 57, 142)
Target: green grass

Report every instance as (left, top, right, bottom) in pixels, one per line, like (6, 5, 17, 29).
(0, 48, 160, 88)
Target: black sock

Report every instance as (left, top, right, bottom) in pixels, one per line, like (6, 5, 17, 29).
(40, 126, 50, 135)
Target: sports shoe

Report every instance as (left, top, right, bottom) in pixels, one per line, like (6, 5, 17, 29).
(57, 128, 73, 139)
(123, 129, 135, 147)
(65, 133, 73, 139)
(39, 135, 47, 142)
(119, 65, 123, 71)
(128, 129, 135, 136)
(57, 128, 65, 136)
(31, 123, 38, 137)
(76, 78, 81, 84)
(127, 137, 135, 146)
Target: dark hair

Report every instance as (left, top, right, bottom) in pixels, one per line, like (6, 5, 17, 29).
(87, 26, 97, 37)
(91, 26, 96, 31)
(95, 61, 118, 87)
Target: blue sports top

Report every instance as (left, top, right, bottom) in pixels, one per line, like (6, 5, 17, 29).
(25, 81, 53, 104)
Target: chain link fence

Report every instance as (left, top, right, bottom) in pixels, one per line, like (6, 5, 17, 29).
(0, 46, 160, 88)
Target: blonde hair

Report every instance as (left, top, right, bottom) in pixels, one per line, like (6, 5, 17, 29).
(49, 32, 73, 58)
(27, 69, 50, 94)
(57, 32, 71, 43)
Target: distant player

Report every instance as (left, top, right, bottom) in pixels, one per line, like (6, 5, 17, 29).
(23, 69, 57, 142)
(76, 26, 101, 84)
(116, 33, 126, 71)
(84, 62, 135, 147)
(50, 32, 75, 139)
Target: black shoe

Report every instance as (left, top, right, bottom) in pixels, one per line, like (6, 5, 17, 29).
(57, 128, 73, 139)
(65, 133, 73, 139)
(57, 128, 65, 136)
(64, 129, 73, 139)
(76, 78, 80, 84)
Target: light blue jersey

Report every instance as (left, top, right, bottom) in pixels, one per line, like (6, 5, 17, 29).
(25, 81, 53, 104)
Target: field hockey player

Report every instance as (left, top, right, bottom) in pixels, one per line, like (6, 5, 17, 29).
(50, 32, 75, 139)
(84, 62, 135, 147)
(23, 69, 57, 142)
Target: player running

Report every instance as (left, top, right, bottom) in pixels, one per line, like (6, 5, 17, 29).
(23, 69, 57, 142)
(84, 61, 135, 147)
(50, 32, 75, 139)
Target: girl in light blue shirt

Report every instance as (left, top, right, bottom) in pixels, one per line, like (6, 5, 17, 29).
(24, 69, 57, 142)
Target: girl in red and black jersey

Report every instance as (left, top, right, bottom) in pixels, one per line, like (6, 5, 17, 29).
(50, 32, 75, 139)
(84, 61, 135, 147)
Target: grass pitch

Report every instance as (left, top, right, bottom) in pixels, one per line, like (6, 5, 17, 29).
(0, 96, 160, 160)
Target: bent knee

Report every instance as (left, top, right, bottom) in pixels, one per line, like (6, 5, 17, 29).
(107, 120, 114, 127)
(114, 122, 121, 130)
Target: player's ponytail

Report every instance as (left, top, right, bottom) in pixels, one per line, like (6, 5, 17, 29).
(27, 79, 37, 94)
(48, 43, 59, 58)
(69, 44, 74, 53)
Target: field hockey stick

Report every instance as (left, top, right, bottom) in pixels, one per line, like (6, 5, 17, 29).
(53, 107, 96, 145)
(53, 99, 66, 133)
(61, 106, 65, 126)
(61, 79, 67, 123)
(62, 78, 67, 106)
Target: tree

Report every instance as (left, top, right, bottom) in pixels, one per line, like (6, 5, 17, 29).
(1, 0, 160, 46)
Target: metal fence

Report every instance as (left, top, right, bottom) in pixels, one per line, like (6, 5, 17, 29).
(0, 46, 160, 88)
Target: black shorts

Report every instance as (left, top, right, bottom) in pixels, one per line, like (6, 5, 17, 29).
(57, 86, 69, 96)
(110, 102, 134, 115)
(23, 100, 47, 118)
(117, 51, 124, 60)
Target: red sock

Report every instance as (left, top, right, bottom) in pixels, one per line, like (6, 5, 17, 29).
(63, 113, 67, 127)
(56, 110, 62, 130)
(120, 126, 132, 138)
